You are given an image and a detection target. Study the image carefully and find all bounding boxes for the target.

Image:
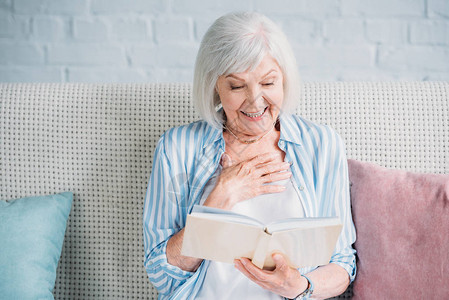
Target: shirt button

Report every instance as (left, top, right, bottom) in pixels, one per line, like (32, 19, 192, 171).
(299, 186, 304, 191)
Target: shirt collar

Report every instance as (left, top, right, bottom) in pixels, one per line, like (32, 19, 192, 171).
(278, 112, 302, 146)
(202, 108, 225, 150)
(202, 124, 223, 149)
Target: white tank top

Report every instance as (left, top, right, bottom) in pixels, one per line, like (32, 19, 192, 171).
(196, 163, 305, 300)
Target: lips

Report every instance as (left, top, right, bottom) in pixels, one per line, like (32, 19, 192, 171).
(241, 106, 268, 118)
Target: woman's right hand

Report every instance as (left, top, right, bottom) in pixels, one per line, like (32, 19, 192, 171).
(203, 152, 292, 210)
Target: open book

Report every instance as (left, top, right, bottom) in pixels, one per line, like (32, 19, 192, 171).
(181, 205, 342, 269)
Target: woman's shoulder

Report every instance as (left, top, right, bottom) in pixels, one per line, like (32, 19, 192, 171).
(283, 114, 342, 140)
(283, 114, 346, 161)
(161, 119, 206, 137)
(158, 119, 221, 152)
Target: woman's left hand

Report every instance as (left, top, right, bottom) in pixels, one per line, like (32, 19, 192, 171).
(234, 253, 308, 299)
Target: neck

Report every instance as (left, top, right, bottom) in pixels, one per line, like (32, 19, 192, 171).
(223, 121, 276, 145)
(222, 125, 283, 165)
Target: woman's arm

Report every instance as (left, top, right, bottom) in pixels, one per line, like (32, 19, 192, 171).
(303, 263, 350, 299)
(166, 228, 203, 272)
(324, 130, 357, 282)
(235, 254, 349, 299)
(143, 132, 196, 297)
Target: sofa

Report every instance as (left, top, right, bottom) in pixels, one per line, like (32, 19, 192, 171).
(0, 82, 448, 299)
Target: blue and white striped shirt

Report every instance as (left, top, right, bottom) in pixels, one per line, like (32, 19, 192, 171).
(143, 113, 356, 299)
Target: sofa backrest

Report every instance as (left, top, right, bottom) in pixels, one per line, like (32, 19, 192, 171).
(1, 82, 448, 299)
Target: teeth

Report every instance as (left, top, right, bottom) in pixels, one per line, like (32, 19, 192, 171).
(242, 107, 266, 118)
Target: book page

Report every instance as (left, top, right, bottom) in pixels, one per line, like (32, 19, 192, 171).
(265, 216, 341, 233)
(263, 224, 343, 269)
(191, 205, 264, 228)
(181, 214, 263, 264)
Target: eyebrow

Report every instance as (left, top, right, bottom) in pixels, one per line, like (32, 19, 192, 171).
(225, 69, 277, 81)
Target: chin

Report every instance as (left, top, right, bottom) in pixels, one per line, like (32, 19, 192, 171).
(242, 117, 275, 134)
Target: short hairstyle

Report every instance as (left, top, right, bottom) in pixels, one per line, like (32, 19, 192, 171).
(193, 11, 302, 129)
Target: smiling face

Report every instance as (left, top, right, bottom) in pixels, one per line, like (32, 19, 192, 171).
(216, 55, 284, 139)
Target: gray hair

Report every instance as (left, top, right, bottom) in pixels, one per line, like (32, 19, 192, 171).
(193, 12, 302, 129)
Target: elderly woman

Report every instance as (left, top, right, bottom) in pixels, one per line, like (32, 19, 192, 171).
(143, 12, 356, 299)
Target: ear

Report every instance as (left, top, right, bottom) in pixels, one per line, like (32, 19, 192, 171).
(214, 90, 220, 103)
(214, 79, 220, 93)
(214, 83, 221, 101)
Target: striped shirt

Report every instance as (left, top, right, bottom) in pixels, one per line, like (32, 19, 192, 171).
(143, 113, 357, 299)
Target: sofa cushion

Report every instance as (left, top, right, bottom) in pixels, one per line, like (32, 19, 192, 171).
(348, 159, 449, 299)
(0, 192, 73, 300)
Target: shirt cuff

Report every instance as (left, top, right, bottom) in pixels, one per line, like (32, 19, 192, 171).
(147, 240, 195, 281)
(329, 257, 356, 283)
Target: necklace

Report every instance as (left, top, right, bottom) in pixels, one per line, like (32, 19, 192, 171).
(223, 121, 276, 144)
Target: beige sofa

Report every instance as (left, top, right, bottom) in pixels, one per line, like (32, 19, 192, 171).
(1, 82, 447, 299)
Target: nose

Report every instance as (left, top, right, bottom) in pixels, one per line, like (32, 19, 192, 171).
(246, 84, 264, 107)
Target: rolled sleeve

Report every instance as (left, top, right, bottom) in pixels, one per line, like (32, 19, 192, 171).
(330, 250, 356, 283)
(144, 240, 194, 294)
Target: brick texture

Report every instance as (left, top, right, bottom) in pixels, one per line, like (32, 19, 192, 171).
(73, 17, 109, 41)
(0, 0, 447, 82)
(47, 43, 127, 66)
(428, 0, 449, 18)
(32, 16, 68, 42)
(0, 42, 44, 65)
(365, 20, 408, 44)
(410, 20, 449, 45)
(14, 0, 88, 15)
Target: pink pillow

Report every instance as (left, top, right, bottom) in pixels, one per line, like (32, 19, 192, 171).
(348, 159, 449, 299)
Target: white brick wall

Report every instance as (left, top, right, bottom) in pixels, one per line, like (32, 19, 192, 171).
(0, 0, 448, 82)
(73, 17, 109, 41)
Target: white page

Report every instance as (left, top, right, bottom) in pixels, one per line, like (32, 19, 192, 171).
(266, 216, 341, 233)
(191, 205, 264, 228)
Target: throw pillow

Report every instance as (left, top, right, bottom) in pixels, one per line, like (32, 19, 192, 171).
(0, 192, 73, 300)
(348, 159, 449, 299)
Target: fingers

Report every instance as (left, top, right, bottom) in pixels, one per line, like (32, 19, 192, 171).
(256, 161, 291, 177)
(217, 152, 292, 206)
(272, 253, 289, 272)
(245, 159, 293, 195)
(235, 255, 302, 298)
(247, 152, 282, 168)
(234, 259, 261, 282)
(257, 184, 287, 194)
(262, 171, 292, 184)
(234, 258, 272, 289)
